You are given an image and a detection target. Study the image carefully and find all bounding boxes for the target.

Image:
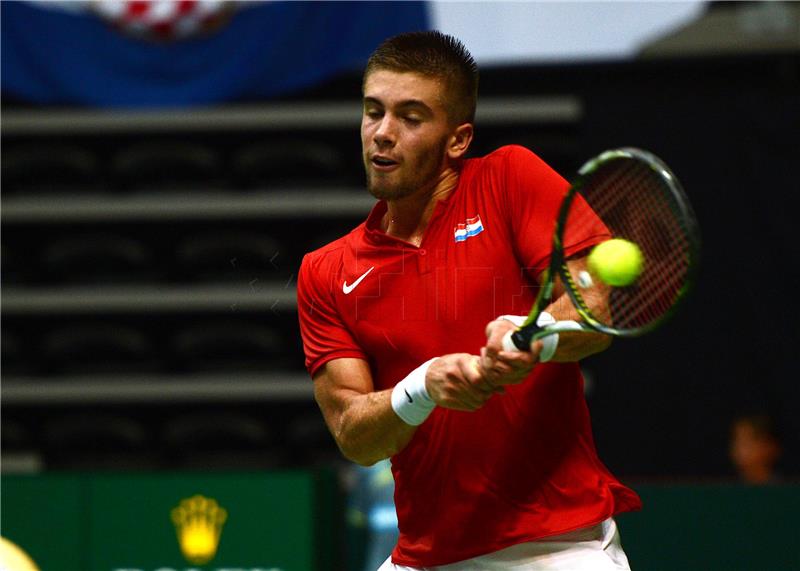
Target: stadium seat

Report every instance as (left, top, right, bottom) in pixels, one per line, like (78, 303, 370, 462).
(1, 329, 32, 376)
(0, 418, 43, 474)
(170, 320, 284, 372)
(39, 233, 155, 284)
(1, 145, 101, 194)
(112, 141, 222, 191)
(231, 140, 348, 188)
(286, 412, 344, 468)
(41, 322, 161, 375)
(173, 230, 282, 282)
(1, 242, 24, 285)
(1, 419, 34, 452)
(162, 412, 286, 469)
(42, 414, 156, 470)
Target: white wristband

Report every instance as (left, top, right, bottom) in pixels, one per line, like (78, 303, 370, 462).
(391, 358, 437, 426)
(535, 312, 559, 362)
(498, 312, 559, 362)
(498, 314, 527, 327)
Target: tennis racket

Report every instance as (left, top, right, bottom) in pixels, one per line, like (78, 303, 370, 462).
(503, 147, 700, 352)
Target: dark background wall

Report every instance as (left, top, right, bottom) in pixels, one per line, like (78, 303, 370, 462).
(3, 52, 799, 481)
(575, 55, 799, 480)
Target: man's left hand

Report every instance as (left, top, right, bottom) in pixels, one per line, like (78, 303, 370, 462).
(480, 318, 539, 388)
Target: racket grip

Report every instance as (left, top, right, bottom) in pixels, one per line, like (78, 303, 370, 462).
(502, 330, 530, 352)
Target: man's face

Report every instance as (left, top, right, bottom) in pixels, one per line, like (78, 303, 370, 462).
(361, 70, 455, 200)
(730, 422, 779, 472)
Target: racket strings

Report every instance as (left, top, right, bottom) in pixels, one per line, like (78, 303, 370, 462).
(576, 159, 693, 329)
(602, 186, 688, 326)
(610, 182, 689, 326)
(612, 166, 691, 326)
(601, 167, 687, 314)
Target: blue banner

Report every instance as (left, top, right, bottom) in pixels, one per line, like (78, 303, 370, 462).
(1, 1, 429, 108)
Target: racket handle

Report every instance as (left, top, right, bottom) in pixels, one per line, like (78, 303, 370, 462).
(502, 329, 531, 351)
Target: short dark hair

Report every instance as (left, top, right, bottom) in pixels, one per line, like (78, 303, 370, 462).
(734, 414, 781, 443)
(364, 30, 479, 125)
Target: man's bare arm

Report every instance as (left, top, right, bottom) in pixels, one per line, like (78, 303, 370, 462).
(314, 354, 494, 466)
(314, 358, 414, 467)
(538, 255, 612, 362)
(481, 256, 612, 384)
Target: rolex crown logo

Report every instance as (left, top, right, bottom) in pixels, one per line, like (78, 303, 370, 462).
(171, 494, 228, 565)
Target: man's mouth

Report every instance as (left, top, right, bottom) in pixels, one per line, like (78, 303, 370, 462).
(371, 155, 399, 170)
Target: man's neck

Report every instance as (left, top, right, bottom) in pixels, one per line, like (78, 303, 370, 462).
(743, 465, 774, 484)
(383, 167, 460, 247)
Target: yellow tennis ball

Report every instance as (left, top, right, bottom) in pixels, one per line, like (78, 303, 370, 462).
(587, 239, 644, 286)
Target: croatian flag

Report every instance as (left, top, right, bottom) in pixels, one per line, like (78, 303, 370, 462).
(454, 215, 485, 242)
(1, 1, 429, 108)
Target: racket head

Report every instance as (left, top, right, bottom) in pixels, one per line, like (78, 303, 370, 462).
(557, 148, 700, 337)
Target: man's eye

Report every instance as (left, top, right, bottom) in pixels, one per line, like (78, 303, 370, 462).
(365, 109, 382, 119)
(404, 116, 422, 125)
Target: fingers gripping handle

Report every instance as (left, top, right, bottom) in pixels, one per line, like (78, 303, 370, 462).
(502, 329, 528, 351)
(497, 315, 532, 352)
(498, 312, 559, 361)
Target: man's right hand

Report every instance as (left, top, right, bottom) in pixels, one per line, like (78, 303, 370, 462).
(425, 353, 499, 412)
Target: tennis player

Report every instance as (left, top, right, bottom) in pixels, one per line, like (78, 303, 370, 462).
(298, 31, 641, 570)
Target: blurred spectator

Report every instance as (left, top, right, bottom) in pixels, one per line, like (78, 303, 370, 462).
(729, 414, 783, 484)
(347, 459, 399, 571)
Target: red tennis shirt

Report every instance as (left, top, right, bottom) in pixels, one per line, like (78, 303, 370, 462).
(297, 145, 642, 567)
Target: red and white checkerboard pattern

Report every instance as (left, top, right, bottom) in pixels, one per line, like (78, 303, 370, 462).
(92, 0, 237, 42)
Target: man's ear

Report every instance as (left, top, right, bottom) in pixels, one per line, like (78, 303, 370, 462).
(447, 123, 474, 160)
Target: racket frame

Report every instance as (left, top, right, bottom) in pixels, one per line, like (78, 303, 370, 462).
(508, 147, 700, 350)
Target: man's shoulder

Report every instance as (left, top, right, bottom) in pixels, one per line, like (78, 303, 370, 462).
(461, 145, 548, 193)
(301, 224, 363, 270)
(464, 145, 545, 180)
(474, 144, 540, 165)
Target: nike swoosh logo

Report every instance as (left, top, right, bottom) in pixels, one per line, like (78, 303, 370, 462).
(343, 266, 375, 295)
(404, 389, 413, 404)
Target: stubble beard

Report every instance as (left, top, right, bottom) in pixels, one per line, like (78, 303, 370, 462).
(364, 139, 448, 201)
(365, 167, 417, 200)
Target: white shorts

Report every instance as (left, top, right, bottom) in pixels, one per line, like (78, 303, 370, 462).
(377, 518, 631, 571)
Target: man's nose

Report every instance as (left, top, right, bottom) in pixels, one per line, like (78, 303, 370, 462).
(374, 115, 397, 147)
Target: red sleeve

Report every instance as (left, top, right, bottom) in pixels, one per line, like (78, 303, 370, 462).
(297, 251, 367, 377)
(501, 145, 609, 274)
